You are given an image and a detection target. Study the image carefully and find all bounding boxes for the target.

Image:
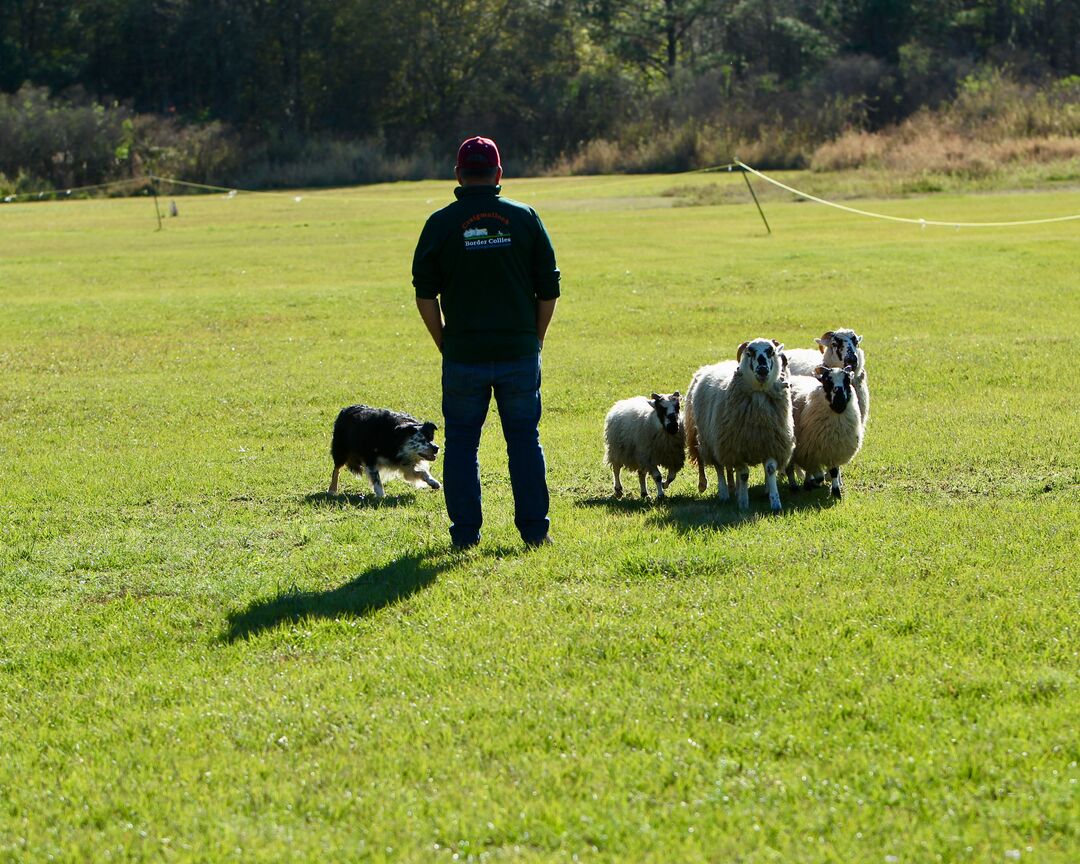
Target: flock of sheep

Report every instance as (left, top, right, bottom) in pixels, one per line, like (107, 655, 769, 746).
(603, 329, 869, 511)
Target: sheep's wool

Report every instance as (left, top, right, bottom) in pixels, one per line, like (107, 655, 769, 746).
(687, 361, 795, 470)
(604, 397, 686, 474)
(789, 376, 863, 473)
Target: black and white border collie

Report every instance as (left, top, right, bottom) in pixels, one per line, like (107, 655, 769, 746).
(328, 405, 440, 499)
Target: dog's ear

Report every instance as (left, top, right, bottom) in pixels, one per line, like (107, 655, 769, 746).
(421, 421, 437, 440)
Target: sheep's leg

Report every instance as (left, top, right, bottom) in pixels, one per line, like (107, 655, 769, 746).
(697, 459, 708, 493)
(367, 466, 385, 499)
(735, 465, 750, 510)
(829, 466, 842, 499)
(715, 466, 730, 502)
(637, 470, 649, 499)
(328, 464, 342, 495)
(805, 471, 825, 489)
(612, 466, 623, 498)
(725, 466, 735, 497)
(764, 458, 782, 513)
(785, 461, 799, 492)
(663, 468, 677, 489)
(651, 467, 665, 500)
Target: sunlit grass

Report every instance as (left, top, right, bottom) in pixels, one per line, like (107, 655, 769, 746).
(1, 176, 1077, 861)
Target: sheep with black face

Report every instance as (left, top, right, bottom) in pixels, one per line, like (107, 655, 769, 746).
(785, 366, 864, 499)
(786, 328, 870, 424)
(603, 392, 685, 499)
(684, 338, 795, 512)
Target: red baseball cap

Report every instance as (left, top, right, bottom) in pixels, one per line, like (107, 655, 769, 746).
(456, 136, 501, 171)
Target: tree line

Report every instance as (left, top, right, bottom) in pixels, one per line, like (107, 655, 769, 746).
(1, 1, 1078, 189)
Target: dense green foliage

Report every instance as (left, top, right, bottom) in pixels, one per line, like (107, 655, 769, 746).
(1, 1, 1079, 189)
(1, 176, 1077, 859)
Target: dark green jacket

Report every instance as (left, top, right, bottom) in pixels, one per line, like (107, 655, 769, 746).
(412, 185, 561, 362)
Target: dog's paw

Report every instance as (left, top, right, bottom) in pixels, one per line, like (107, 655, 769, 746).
(428, 480, 442, 491)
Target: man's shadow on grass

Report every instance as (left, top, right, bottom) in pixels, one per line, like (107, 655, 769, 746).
(578, 482, 838, 532)
(225, 551, 443, 642)
(222, 540, 523, 642)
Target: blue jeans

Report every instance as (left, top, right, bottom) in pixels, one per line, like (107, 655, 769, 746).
(441, 353, 550, 546)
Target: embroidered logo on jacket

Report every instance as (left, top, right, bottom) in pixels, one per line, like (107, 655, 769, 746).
(462, 212, 512, 251)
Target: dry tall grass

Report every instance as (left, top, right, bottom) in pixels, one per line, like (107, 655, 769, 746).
(812, 72, 1080, 177)
(551, 122, 821, 175)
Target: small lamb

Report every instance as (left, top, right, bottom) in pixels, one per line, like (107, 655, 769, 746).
(685, 339, 795, 512)
(786, 366, 864, 499)
(786, 328, 870, 424)
(603, 392, 685, 499)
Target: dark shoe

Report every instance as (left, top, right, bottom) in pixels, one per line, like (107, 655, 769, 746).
(524, 535, 553, 548)
(451, 538, 479, 551)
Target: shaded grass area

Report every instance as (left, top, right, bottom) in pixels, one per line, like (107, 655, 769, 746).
(1, 177, 1078, 861)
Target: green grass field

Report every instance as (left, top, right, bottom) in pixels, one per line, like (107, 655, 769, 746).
(1, 173, 1078, 862)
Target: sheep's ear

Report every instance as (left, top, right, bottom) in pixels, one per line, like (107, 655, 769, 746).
(650, 392, 662, 403)
(736, 341, 748, 361)
(814, 365, 828, 381)
(774, 342, 785, 353)
(672, 390, 680, 399)
(853, 332, 863, 345)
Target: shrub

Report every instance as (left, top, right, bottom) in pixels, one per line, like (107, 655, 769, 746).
(234, 136, 442, 189)
(0, 84, 132, 191)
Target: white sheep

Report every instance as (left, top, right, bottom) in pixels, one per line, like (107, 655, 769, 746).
(786, 366, 864, 499)
(603, 392, 685, 499)
(786, 328, 870, 424)
(684, 339, 795, 512)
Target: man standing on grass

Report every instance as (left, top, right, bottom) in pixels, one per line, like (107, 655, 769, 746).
(412, 136, 560, 549)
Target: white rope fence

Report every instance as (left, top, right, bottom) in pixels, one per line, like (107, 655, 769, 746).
(735, 159, 1080, 228)
(2, 176, 144, 202)
(4, 163, 1079, 231)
